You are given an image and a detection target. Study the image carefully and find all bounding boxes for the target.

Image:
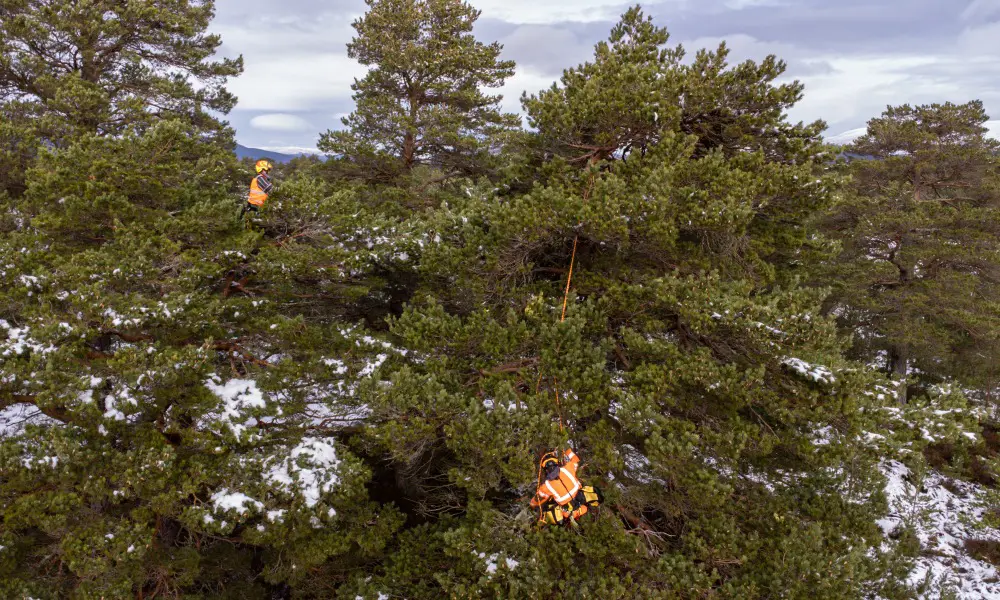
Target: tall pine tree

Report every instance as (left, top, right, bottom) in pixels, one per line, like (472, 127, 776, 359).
(822, 101, 1000, 403)
(343, 8, 907, 598)
(318, 0, 519, 192)
(0, 3, 399, 597)
(0, 0, 242, 194)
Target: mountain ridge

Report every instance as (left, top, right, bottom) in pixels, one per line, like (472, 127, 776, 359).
(235, 144, 313, 163)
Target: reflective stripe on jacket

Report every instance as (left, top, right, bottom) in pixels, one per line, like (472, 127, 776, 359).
(532, 448, 583, 507)
(248, 173, 272, 207)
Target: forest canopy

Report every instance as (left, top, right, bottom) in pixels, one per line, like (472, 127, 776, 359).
(1, 1, 999, 599)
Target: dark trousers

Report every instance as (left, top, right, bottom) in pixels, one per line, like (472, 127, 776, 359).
(238, 203, 259, 219)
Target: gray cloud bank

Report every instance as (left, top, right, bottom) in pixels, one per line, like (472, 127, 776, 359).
(212, 0, 1000, 152)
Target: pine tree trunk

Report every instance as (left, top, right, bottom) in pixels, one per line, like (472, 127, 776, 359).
(403, 131, 416, 171)
(402, 92, 419, 171)
(889, 345, 908, 405)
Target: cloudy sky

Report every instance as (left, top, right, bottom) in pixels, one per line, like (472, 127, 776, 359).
(212, 0, 1000, 153)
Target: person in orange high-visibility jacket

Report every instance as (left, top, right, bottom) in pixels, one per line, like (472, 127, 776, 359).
(531, 448, 601, 526)
(239, 159, 274, 220)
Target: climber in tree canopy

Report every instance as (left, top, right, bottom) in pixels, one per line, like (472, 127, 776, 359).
(531, 448, 603, 527)
(239, 159, 274, 220)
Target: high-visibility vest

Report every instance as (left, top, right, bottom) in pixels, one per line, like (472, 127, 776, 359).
(533, 449, 583, 506)
(248, 176, 268, 207)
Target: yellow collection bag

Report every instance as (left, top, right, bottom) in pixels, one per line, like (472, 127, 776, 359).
(582, 485, 603, 508)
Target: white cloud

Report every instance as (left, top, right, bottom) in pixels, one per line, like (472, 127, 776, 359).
(788, 55, 946, 129)
(257, 145, 323, 155)
(250, 114, 314, 132)
(824, 127, 866, 145)
(724, 0, 788, 8)
(472, 0, 634, 25)
(958, 21, 1000, 56)
(497, 68, 563, 116)
(683, 33, 809, 68)
(211, 1, 1000, 152)
(226, 52, 363, 111)
(214, 12, 365, 113)
(499, 25, 597, 74)
(961, 0, 1000, 21)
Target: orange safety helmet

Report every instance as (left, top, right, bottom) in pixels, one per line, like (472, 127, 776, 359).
(255, 159, 274, 174)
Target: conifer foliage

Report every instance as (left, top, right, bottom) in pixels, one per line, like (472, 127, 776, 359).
(822, 101, 1000, 401)
(318, 0, 519, 188)
(0, 2, 995, 599)
(0, 0, 242, 139)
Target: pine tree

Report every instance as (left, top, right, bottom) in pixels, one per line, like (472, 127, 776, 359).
(518, 7, 829, 281)
(0, 4, 404, 596)
(1, 3, 962, 598)
(0, 0, 242, 147)
(318, 0, 519, 191)
(0, 100, 37, 197)
(0, 119, 410, 597)
(821, 101, 1000, 403)
(343, 8, 905, 598)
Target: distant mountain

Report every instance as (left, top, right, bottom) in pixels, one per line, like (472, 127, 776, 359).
(234, 144, 315, 163)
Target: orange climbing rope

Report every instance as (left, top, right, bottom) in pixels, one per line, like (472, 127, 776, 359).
(532, 172, 596, 522)
(560, 235, 579, 324)
(552, 235, 580, 434)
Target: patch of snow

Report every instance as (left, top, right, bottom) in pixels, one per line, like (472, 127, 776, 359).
(782, 357, 836, 384)
(267, 509, 287, 522)
(825, 127, 867, 145)
(0, 403, 60, 438)
(323, 358, 348, 375)
(19, 275, 40, 290)
(477, 552, 518, 578)
(880, 460, 1000, 599)
(203, 377, 267, 441)
(211, 489, 264, 515)
(22, 455, 59, 470)
(266, 437, 341, 508)
(811, 425, 835, 446)
(1, 320, 55, 358)
(622, 444, 653, 484)
(752, 321, 785, 336)
(358, 354, 388, 378)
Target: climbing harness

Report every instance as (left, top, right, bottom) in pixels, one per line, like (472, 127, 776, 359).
(538, 485, 604, 526)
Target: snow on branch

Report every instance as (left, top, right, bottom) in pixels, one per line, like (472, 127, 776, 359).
(782, 357, 836, 384)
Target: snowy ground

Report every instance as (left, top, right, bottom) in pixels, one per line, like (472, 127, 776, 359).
(880, 460, 1000, 599)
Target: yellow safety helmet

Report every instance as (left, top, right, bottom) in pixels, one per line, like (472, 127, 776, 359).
(255, 159, 273, 174)
(540, 452, 560, 479)
(540, 453, 559, 468)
